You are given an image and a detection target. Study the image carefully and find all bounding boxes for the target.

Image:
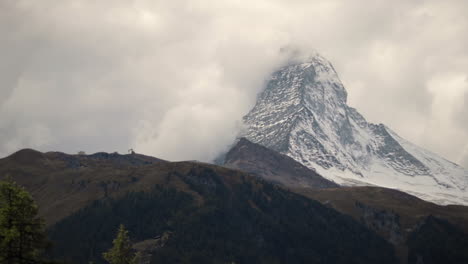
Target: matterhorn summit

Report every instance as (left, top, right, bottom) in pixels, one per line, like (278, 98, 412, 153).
(243, 53, 468, 205)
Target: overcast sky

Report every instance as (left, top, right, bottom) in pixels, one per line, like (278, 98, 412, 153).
(1, 0, 467, 168)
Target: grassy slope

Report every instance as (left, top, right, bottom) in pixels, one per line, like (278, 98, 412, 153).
(3, 149, 468, 263)
(0, 149, 396, 264)
(48, 165, 396, 264)
(0, 149, 201, 224)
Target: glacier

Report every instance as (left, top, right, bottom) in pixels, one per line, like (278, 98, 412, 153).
(243, 53, 468, 205)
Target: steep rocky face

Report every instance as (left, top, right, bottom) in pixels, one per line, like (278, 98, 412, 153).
(223, 138, 338, 189)
(243, 54, 468, 205)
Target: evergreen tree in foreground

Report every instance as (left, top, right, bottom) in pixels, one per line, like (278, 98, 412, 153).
(0, 179, 48, 264)
(103, 224, 139, 264)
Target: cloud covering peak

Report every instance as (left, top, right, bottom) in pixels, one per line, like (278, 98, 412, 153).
(1, 0, 467, 167)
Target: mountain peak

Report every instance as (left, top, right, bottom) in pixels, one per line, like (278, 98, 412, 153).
(243, 54, 468, 205)
(277, 53, 348, 104)
(6, 148, 46, 165)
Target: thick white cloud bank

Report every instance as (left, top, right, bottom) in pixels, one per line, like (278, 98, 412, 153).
(0, 0, 467, 166)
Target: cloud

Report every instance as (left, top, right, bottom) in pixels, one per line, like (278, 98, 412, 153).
(0, 0, 467, 166)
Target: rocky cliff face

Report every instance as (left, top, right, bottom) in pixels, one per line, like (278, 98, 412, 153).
(243, 53, 468, 205)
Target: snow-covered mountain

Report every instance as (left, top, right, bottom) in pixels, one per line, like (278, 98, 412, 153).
(243, 53, 468, 205)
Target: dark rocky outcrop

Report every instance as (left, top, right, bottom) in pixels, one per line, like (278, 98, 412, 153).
(223, 138, 338, 189)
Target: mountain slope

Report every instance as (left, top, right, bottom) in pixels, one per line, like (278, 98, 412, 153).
(406, 215, 468, 264)
(223, 137, 338, 189)
(48, 166, 396, 264)
(0, 149, 396, 264)
(295, 186, 468, 263)
(243, 53, 468, 205)
(220, 139, 468, 262)
(0, 149, 169, 224)
(3, 149, 468, 263)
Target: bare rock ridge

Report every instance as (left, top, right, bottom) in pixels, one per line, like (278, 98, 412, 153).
(223, 137, 338, 189)
(242, 53, 468, 205)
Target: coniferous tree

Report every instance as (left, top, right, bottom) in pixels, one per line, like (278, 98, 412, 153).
(103, 224, 138, 264)
(0, 179, 48, 264)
